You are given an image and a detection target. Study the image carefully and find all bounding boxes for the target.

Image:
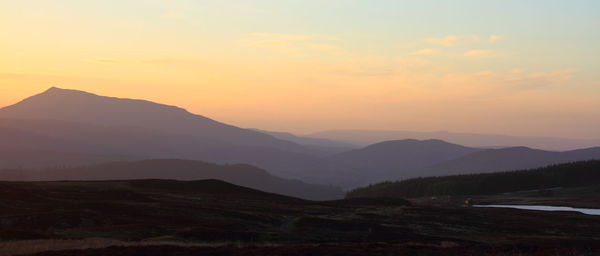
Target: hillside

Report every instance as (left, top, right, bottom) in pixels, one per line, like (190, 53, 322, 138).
(0, 159, 344, 200)
(325, 139, 481, 187)
(347, 160, 600, 198)
(0, 117, 328, 182)
(410, 146, 600, 178)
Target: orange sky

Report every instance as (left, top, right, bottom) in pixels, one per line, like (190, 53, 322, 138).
(1, 1, 599, 138)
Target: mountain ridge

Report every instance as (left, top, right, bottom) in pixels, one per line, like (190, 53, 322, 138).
(309, 129, 600, 151)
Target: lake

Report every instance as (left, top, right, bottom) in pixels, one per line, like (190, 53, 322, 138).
(474, 204, 600, 216)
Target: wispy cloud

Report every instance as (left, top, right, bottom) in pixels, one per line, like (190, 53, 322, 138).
(160, 11, 186, 20)
(243, 33, 343, 56)
(425, 35, 480, 47)
(489, 35, 502, 43)
(505, 69, 576, 89)
(425, 35, 502, 47)
(410, 48, 441, 56)
(463, 49, 504, 57)
(86, 58, 121, 64)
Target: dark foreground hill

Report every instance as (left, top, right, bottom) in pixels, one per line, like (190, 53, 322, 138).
(0, 179, 599, 256)
(348, 160, 600, 198)
(0, 159, 344, 200)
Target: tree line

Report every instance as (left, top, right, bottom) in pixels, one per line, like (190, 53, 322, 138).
(347, 160, 600, 198)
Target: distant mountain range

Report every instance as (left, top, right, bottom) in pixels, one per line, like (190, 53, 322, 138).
(0, 159, 343, 200)
(325, 139, 481, 187)
(308, 129, 600, 151)
(1, 87, 599, 192)
(251, 129, 356, 156)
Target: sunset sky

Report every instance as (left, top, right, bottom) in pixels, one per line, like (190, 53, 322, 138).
(1, 0, 599, 138)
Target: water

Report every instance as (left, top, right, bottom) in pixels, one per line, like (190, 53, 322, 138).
(474, 204, 600, 216)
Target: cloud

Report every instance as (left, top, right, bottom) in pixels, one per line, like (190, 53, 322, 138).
(425, 35, 480, 47)
(307, 43, 345, 56)
(489, 35, 502, 43)
(424, 35, 502, 47)
(160, 11, 186, 20)
(86, 58, 121, 64)
(511, 68, 524, 74)
(243, 33, 342, 57)
(476, 69, 577, 91)
(475, 71, 495, 76)
(410, 48, 441, 55)
(248, 33, 321, 43)
(463, 49, 504, 57)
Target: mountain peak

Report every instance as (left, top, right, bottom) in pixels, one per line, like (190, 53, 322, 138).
(40, 86, 97, 97)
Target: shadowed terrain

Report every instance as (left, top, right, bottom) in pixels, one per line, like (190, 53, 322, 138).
(348, 160, 600, 200)
(0, 179, 599, 256)
(0, 159, 344, 200)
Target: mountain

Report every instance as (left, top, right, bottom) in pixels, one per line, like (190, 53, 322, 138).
(0, 88, 334, 181)
(0, 159, 344, 200)
(252, 129, 357, 156)
(325, 139, 481, 187)
(0, 87, 304, 151)
(309, 129, 600, 151)
(412, 146, 600, 178)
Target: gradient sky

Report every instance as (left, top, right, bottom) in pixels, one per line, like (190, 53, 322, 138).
(1, 0, 599, 138)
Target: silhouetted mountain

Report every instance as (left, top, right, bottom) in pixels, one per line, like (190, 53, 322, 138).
(411, 146, 600, 178)
(0, 87, 303, 151)
(309, 129, 600, 151)
(0, 88, 338, 181)
(0, 159, 344, 200)
(252, 128, 356, 156)
(326, 139, 481, 187)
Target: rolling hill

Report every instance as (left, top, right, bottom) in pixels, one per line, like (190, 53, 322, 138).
(325, 139, 481, 187)
(0, 159, 344, 200)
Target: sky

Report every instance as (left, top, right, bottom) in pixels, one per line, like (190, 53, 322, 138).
(1, 0, 599, 138)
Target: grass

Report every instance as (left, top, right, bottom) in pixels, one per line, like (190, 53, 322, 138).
(0, 238, 275, 256)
